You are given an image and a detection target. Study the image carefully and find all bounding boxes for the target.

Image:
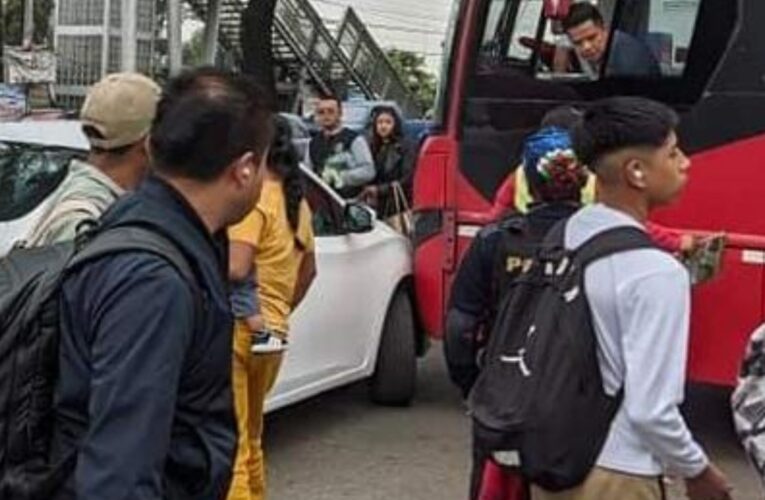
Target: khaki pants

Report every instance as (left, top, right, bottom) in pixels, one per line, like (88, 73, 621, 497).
(531, 467, 664, 500)
(227, 322, 284, 500)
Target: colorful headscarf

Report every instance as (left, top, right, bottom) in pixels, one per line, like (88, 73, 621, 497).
(522, 126, 587, 201)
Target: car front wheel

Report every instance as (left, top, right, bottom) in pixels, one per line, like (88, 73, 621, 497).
(370, 289, 417, 406)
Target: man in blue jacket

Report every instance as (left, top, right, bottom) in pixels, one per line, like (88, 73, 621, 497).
(561, 3, 660, 78)
(50, 69, 274, 499)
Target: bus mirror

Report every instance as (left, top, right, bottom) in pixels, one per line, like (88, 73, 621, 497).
(543, 0, 571, 20)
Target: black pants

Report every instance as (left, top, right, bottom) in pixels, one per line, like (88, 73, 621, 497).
(470, 434, 488, 500)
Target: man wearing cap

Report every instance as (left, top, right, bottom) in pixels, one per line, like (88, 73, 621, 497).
(23, 72, 160, 247)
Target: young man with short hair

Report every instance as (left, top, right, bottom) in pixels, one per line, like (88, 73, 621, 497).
(531, 96, 730, 500)
(561, 3, 660, 78)
(24, 73, 160, 246)
(305, 94, 375, 198)
(50, 69, 274, 500)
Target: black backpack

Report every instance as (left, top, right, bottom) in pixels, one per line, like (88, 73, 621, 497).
(469, 222, 655, 492)
(0, 224, 198, 500)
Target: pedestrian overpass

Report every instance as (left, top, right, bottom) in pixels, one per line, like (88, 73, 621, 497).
(187, 0, 421, 116)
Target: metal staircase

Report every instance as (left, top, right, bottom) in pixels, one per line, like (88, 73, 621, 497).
(336, 8, 419, 117)
(186, 0, 421, 116)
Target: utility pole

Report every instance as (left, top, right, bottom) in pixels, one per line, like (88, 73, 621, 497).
(22, 0, 34, 47)
(121, 0, 138, 71)
(167, 0, 182, 74)
(202, 0, 221, 65)
(240, 0, 277, 108)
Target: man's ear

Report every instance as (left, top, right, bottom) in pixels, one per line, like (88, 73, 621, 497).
(232, 152, 256, 186)
(624, 158, 647, 189)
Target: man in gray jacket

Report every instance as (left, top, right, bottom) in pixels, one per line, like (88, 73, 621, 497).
(305, 94, 375, 198)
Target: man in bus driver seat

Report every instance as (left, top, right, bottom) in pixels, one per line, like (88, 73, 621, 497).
(561, 2, 660, 78)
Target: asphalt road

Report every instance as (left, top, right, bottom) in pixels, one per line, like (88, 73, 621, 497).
(265, 346, 762, 500)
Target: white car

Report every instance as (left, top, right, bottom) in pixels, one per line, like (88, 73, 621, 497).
(0, 121, 423, 408)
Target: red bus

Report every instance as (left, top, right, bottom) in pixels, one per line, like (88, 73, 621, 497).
(412, 0, 765, 386)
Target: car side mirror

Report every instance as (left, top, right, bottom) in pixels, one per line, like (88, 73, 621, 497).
(344, 202, 374, 233)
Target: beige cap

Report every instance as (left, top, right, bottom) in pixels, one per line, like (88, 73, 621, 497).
(80, 72, 161, 150)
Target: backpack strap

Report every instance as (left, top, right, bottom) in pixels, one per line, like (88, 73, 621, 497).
(537, 220, 568, 261)
(69, 226, 194, 282)
(575, 226, 657, 267)
(67, 225, 202, 312)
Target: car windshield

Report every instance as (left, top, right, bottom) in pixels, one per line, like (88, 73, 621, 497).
(0, 142, 77, 221)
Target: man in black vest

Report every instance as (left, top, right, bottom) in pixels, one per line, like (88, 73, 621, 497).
(306, 94, 375, 198)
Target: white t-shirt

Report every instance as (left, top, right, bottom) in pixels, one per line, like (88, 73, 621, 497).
(565, 204, 708, 478)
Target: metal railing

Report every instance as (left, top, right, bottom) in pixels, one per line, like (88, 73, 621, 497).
(336, 8, 420, 116)
(187, 0, 420, 115)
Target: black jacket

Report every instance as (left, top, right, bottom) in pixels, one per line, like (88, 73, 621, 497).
(371, 138, 414, 218)
(51, 176, 236, 500)
(444, 203, 580, 397)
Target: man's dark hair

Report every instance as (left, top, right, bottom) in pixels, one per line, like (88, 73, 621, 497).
(541, 105, 583, 130)
(317, 93, 342, 109)
(150, 68, 274, 182)
(562, 2, 605, 31)
(572, 97, 679, 170)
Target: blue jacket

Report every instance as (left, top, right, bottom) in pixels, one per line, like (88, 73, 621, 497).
(51, 176, 236, 500)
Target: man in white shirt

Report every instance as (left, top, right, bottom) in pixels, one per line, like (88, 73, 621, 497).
(532, 97, 731, 500)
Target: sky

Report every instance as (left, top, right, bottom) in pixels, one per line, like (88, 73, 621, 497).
(311, 0, 455, 75)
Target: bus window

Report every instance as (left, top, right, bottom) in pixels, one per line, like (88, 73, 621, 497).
(458, 0, 736, 202)
(641, 0, 702, 77)
(534, 1, 703, 81)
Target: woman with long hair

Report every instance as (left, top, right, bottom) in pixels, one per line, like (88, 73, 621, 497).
(227, 115, 317, 500)
(360, 106, 414, 219)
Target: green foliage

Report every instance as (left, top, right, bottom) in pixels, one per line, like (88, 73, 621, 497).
(182, 28, 205, 67)
(386, 48, 437, 111)
(4, 0, 55, 46)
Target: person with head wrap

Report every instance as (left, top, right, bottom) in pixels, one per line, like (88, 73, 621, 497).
(445, 126, 588, 500)
(489, 107, 693, 255)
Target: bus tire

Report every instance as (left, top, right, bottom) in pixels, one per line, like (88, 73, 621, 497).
(370, 289, 417, 406)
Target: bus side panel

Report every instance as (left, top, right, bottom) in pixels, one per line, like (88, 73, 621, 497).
(653, 135, 765, 385)
(415, 237, 448, 339)
(413, 136, 454, 337)
(655, 134, 765, 236)
(413, 136, 452, 209)
(688, 247, 764, 385)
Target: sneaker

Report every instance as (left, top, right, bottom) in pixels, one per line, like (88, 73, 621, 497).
(250, 331, 288, 354)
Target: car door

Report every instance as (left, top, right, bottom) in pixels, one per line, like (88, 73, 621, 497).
(267, 171, 401, 410)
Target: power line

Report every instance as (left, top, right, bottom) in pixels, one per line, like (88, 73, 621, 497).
(324, 19, 444, 36)
(312, 0, 449, 23)
(346, 0, 452, 18)
(359, 9, 448, 29)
